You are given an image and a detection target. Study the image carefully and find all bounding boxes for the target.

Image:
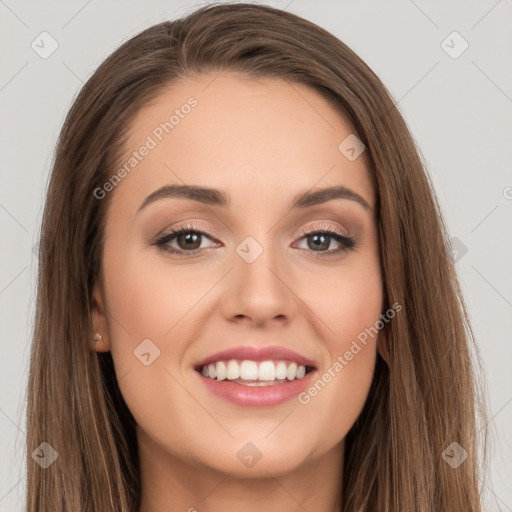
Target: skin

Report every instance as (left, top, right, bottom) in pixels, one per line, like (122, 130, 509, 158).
(92, 71, 388, 512)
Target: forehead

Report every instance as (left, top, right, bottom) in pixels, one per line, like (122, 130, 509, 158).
(111, 71, 374, 214)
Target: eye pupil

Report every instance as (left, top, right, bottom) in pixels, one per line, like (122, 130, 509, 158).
(178, 232, 201, 250)
(308, 234, 329, 251)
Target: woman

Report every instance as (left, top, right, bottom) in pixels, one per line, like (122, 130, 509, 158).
(27, 3, 488, 511)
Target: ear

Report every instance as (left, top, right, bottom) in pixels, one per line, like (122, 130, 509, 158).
(377, 331, 390, 365)
(91, 282, 111, 352)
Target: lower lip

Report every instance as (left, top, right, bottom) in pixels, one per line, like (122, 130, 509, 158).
(196, 369, 316, 407)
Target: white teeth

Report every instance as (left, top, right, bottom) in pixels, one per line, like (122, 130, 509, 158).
(216, 361, 227, 381)
(240, 360, 258, 380)
(275, 361, 287, 380)
(199, 359, 310, 382)
(226, 360, 240, 380)
(258, 361, 275, 381)
(286, 362, 297, 380)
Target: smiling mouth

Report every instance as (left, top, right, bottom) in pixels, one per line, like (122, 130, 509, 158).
(195, 359, 315, 386)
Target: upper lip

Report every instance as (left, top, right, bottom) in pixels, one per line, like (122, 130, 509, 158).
(194, 345, 317, 370)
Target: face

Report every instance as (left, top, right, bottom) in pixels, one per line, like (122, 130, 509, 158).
(92, 70, 386, 479)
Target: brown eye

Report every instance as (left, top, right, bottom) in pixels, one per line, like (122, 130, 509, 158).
(154, 225, 219, 255)
(295, 226, 357, 257)
(306, 233, 331, 251)
(175, 232, 202, 251)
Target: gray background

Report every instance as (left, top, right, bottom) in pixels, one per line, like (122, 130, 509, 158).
(1, 0, 511, 510)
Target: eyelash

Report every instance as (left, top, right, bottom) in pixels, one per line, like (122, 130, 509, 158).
(153, 223, 358, 258)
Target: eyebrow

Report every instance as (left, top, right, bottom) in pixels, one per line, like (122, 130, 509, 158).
(137, 184, 372, 213)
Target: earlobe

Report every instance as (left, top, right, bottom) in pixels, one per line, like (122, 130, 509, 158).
(91, 283, 111, 352)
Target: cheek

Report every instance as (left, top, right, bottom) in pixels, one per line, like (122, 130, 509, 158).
(295, 295, 380, 452)
(296, 248, 383, 345)
(100, 246, 203, 436)
(293, 252, 382, 436)
(103, 245, 208, 343)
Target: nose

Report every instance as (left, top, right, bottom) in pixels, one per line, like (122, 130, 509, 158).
(221, 242, 295, 328)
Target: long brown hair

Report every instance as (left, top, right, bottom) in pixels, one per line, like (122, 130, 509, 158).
(26, 3, 488, 510)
